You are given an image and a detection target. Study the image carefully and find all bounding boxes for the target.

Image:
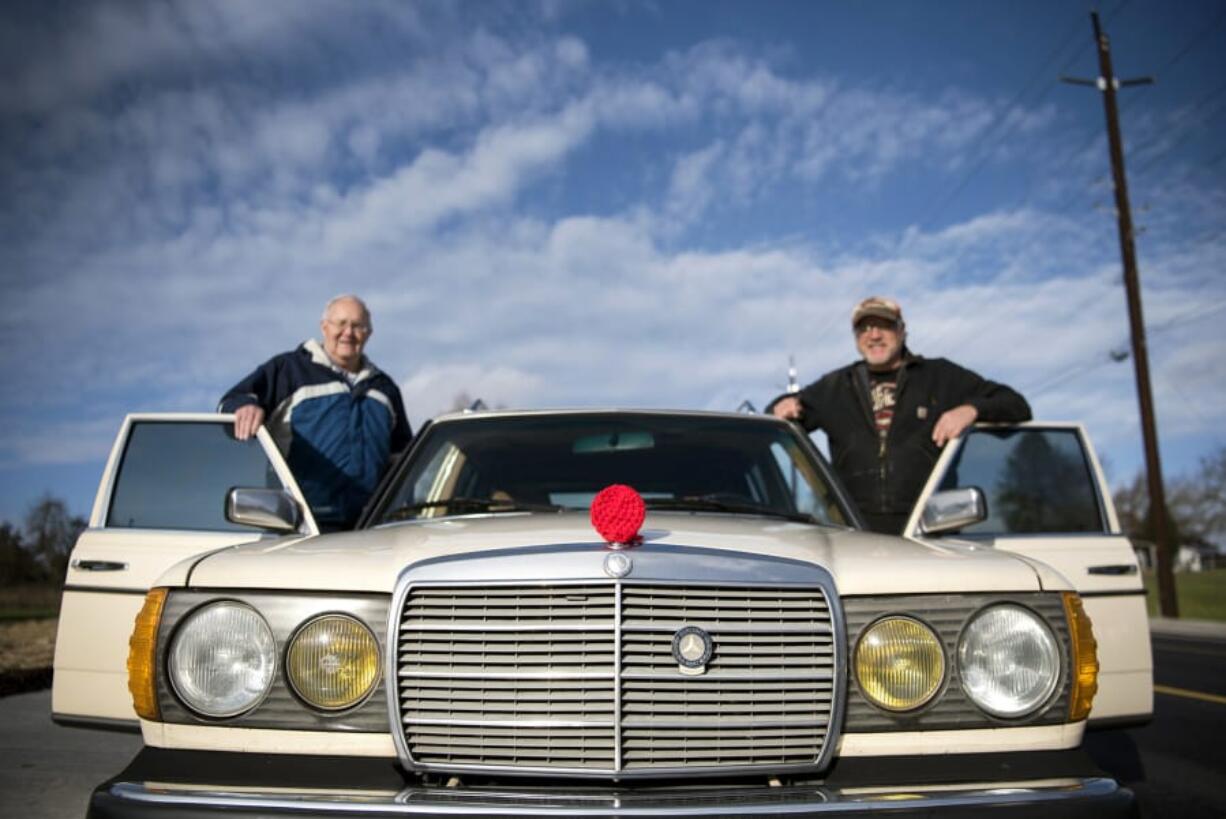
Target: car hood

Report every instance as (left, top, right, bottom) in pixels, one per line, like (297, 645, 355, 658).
(180, 511, 1053, 595)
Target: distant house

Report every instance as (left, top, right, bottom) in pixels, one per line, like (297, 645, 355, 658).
(1132, 539, 1223, 572)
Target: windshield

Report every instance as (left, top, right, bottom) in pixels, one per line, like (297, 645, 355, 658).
(371, 413, 850, 527)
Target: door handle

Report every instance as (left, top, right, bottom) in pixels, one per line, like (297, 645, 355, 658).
(1087, 564, 1138, 575)
(72, 559, 129, 572)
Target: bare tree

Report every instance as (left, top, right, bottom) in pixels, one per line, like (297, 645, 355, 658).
(1114, 446, 1226, 550)
(0, 521, 48, 585)
(1113, 473, 1147, 538)
(1179, 448, 1226, 544)
(24, 495, 86, 582)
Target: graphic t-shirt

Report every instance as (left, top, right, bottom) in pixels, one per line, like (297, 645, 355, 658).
(868, 369, 898, 442)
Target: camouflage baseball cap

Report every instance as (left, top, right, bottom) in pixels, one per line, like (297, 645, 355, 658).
(851, 296, 903, 327)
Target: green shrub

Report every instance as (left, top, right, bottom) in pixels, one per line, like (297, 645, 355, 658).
(0, 583, 60, 620)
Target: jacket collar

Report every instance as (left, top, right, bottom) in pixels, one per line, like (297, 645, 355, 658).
(302, 338, 378, 383)
(849, 351, 921, 432)
(851, 349, 920, 379)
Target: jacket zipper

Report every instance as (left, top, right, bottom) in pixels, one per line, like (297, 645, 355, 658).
(878, 363, 909, 515)
(878, 435, 888, 512)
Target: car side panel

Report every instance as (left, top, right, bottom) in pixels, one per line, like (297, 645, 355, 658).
(52, 589, 148, 722)
(1081, 594, 1153, 721)
(53, 414, 316, 727)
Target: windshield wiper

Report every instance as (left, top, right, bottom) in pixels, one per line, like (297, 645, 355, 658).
(645, 495, 819, 524)
(382, 497, 565, 522)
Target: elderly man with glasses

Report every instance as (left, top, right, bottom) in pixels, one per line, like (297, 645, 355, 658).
(219, 294, 411, 531)
(769, 296, 1031, 535)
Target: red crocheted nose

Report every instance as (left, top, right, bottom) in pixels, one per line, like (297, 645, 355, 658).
(590, 484, 645, 545)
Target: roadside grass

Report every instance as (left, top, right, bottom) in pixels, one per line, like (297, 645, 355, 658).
(1143, 568, 1226, 621)
(0, 583, 61, 621)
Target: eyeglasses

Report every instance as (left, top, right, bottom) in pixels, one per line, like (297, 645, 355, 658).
(854, 320, 898, 335)
(326, 319, 370, 333)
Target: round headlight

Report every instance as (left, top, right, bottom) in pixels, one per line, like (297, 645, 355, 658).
(287, 615, 380, 710)
(958, 605, 1060, 718)
(855, 616, 945, 711)
(169, 602, 276, 718)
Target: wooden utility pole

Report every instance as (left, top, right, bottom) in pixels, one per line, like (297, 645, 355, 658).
(1064, 12, 1177, 616)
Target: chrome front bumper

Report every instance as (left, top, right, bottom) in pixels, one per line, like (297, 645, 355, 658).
(90, 769, 1132, 814)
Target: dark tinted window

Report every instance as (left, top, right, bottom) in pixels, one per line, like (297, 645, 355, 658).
(936, 428, 1105, 535)
(375, 413, 849, 526)
(107, 422, 281, 531)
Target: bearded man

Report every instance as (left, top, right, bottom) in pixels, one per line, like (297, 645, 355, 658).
(769, 296, 1031, 534)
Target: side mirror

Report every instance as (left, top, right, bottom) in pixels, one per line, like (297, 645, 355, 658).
(920, 487, 987, 535)
(226, 488, 303, 533)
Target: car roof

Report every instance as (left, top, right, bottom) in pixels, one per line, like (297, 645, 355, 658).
(427, 407, 787, 424)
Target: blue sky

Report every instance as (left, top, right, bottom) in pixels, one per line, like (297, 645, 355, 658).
(2, 0, 1224, 525)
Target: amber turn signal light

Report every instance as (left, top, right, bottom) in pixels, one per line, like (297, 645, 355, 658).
(1063, 592, 1099, 722)
(128, 588, 167, 721)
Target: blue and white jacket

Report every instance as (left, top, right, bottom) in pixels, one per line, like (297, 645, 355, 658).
(219, 339, 411, 530)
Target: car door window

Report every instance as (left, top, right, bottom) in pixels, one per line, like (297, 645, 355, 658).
(936, 428, 1106, 535)
(107, 422, 281, 532)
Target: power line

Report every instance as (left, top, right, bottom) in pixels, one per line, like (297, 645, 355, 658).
(915, 14, 1087, 232)
(1119, 3, 1226, 115)
(912, 7, 1113, 355)
(907, 0, 1136, 237)
(1026, 355, 1110, 398)
(1026, 299, 1226, 399)
(1131, 115, 1226, 195)
(1187, 223, 1226, 248)
(1000, 1, 1226, 225)
(1129, 77, 1226, 177)
(1205, 144, 1226, 168)
(902, 0, 1135, 250)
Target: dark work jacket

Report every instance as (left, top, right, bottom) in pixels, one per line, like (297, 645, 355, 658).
(770, 354, 1031, 535)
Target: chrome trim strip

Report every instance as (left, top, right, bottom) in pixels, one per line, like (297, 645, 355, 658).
(402, 623, 833, 634)
(394, 543, 833, 584)
(399, 671, 612, 680)
(101, 776, 1128, 815)
(404, 718, 614, 729)
(620, 672, 834, 682)
(620, 720, 828, 729)
(398, 760, 835, 779)
(621, 624, 833, 634)
(404, 623, 614, 632)
(50, 713, 140, 733)
(60, 584, 147, 595)
(613, 578, 624, 774)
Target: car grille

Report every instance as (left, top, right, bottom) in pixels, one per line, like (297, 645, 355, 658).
(394, 582, 836, 776)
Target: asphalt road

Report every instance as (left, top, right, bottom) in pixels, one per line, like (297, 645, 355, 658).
(1086, 629, 1226, 818)
(0, 690, 141, 819)
(4, 628, 1224, 818)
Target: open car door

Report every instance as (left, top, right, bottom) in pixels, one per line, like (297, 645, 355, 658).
(52, 413, 317, 730)
(906, 422, 1152, 727)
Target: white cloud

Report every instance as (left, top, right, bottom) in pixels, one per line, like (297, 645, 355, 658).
(2, 5, 1223, 512)
(0, 418, 121, 466)
(1, 1, 424, 114)
(398, 364, 548, 427)
(664, 142, 724, 227)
